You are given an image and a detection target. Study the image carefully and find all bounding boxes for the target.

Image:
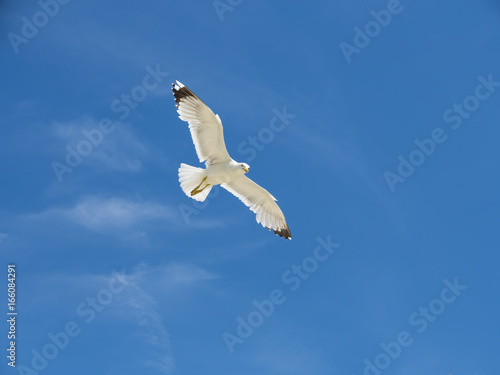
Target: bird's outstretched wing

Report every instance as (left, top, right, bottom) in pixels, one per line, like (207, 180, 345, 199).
(172, 81, 232, 165)
(221, 176, 291, 239)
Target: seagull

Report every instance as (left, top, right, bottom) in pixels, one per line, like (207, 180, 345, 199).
(172, 81, 291, 239)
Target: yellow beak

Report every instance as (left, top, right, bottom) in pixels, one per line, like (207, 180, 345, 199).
(244, 168, 249, 173)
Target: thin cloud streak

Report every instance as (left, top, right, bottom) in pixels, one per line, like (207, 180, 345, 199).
(21, 195, 178, 233)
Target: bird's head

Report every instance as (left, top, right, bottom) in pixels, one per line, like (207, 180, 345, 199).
(240, 163, 250, 174)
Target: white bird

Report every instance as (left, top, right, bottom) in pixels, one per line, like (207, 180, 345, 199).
(172, 81, 291, 239)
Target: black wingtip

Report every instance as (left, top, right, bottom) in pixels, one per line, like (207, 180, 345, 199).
(269, 224, 292, 240)
(172, 81, 199, 108)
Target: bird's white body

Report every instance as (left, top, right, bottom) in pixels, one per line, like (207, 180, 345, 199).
(204, 160, 247, 185)
(173, 80, 291, 239)
(178, 160, 249, 203)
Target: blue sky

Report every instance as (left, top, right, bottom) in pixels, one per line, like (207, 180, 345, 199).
(1, 0, 499, 374)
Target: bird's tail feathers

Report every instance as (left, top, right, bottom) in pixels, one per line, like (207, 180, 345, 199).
(178, 163, 212, 202)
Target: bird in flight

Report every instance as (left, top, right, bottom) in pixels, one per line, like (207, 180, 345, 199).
(172, 81, 291, 239)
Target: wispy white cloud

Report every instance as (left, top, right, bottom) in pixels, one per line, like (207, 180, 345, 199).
(114, 262, 217, 372)
(66, 196, 174, 231)
(51, 116, 166, 173)
(86, 262, 215, 373)
(126, 262, 217, 373)
(189, 217, 229, 230)
(243, 332, 330, 375)
(28, 261, 217, 373)
(114, 269, 175, 374)
(133, 262, 218, 289)
(17, 194, 236, 246)
(23, 195, 177, 234)
(240, 332, 332, 375)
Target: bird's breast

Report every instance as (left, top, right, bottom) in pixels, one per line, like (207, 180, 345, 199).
(205, 164, 242, 185)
